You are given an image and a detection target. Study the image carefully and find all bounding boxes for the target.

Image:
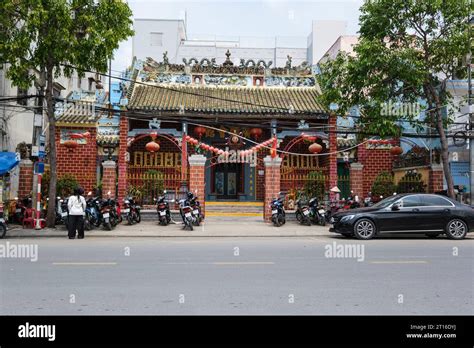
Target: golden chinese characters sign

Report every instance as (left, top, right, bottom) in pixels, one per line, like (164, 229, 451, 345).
(131, 152, 181, 168)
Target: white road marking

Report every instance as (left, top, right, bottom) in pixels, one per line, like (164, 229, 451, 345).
(370, 260, 428, 264)
(52, 262, 117, 266)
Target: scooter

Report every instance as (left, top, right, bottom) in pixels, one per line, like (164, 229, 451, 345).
(156, 191, 173, 226)
(295, 198, 311, 226)
(309, 197, 327, 226)
(99, 198, 115, 230)
(122, 197, 141, 225)
(179, 197, 196, 231)
(189, 193, 203, 226)
(270, 193, 286, 227)
(84, 193, 101, 231)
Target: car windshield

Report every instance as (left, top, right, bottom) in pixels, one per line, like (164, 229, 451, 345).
(372, 195, 400, 208)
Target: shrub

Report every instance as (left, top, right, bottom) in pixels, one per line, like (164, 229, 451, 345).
(371, 171, 397, 198)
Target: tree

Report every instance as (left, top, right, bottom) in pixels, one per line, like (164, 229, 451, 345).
(0, 0, 133, 226)
(317, 0, 472, 199)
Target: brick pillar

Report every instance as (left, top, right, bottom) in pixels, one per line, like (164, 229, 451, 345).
(429, 164, 444, 193)
(117, 116, 128, 202)
(349, 162, 364, 197)
(18, 159, 34, 198)
(102, 160, 117, 198)
(189, 154, 206, 216)
(264, 155, 282, 222)
(328, 113, 338, 197)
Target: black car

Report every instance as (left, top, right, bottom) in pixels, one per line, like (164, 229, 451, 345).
(329, 193, 474, 240)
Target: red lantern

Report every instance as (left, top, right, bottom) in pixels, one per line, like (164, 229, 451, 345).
(218, 149, 224, 155)
(185, 135, 191, 141)
(63, 140, 78, 149)
(249, 128, 263, 139)
(308, 143, 323, 154)
(209, 146, 215, 152)
(145, 141, 160, 153)
(194, 126, 206, 138)
(390, 146, 403, 156)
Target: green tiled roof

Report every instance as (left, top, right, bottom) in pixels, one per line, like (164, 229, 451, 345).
(128, 84, 326, 115)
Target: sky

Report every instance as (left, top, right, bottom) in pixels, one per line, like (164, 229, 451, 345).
(112, 0, 364, 73)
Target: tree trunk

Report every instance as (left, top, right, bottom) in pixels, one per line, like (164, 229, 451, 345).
(428, 84, 455, 199)
(45, 64, 57, 227)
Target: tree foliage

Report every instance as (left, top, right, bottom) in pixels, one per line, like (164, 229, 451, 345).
(0, 0, 134, 226)
(317, 0, 472, 198)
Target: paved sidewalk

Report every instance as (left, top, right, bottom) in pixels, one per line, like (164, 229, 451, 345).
(4, 217, 330, 238)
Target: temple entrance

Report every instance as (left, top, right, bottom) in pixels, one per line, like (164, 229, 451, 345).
(213, 163, 242, 200)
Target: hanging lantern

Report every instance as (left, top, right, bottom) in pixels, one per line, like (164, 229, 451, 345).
(194, 126, 206, 138)
(185, 135, 191, 141)
(249, 128, 263, 140)
(145, 141, 160, 153)
(390, 146, 403, 156)
(63, 140, 78, 150)
(308, 143, 323, 154)
(218, 149, 224, 155)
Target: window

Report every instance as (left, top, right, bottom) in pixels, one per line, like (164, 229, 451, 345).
(399, 195, 421, 207)
(421, 195, 453, 207)
(150, 32, 163, 46)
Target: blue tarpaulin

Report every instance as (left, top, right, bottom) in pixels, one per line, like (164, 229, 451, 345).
(0, 152, 20, 175)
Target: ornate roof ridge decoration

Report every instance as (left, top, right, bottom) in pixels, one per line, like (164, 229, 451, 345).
(140, 83, 317, 90)
(141, 50, 311, 77)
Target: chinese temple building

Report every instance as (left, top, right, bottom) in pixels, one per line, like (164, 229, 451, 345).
(41, 51, 444, 220)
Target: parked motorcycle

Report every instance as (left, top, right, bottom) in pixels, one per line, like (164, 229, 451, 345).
(122, 197, 141, 225)
(13, 197, 30, 224)
(270, 193, 286, 227)
(364, 192, 374, 207)
(309, 197, 327, 226)
(188, 192, 203, 226)
(295, 198, 311, 226)
(84, 193, 101, 231)
(179, 193, 197, 230)
(156, 191, 173, 226)
(100, 198, 115, 230)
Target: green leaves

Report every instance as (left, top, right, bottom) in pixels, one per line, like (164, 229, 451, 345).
(0, 0, 134, 86)
(316, 0, 473, 138)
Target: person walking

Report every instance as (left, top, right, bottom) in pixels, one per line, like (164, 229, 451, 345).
(67, 187, 86, 239)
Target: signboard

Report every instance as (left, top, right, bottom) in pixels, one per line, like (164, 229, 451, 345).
(34, 162, 45, 175)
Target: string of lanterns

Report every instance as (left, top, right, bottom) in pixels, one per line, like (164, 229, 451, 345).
(184, 135, 275, 157)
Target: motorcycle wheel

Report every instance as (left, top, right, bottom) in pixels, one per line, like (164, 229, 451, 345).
(304, 216, 311, 226)
(295, 211, 303, 223)
(135, 211, 141, 223)
(319, 216, 326, 226)
(118, 214, 123, 224)
(104, 222, 112, 231)
(273, 215, 281, 227)
(84, 218, 92, 231)
(0, 224, 6, 239)
(127, 214, 134, 225)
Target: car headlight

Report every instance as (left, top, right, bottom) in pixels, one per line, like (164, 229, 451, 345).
(340, 215, 355, 222)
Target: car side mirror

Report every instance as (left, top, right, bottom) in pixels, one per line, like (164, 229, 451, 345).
(391, 204, 400, 211)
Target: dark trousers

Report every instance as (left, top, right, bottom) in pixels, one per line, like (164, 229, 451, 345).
(68, 215, 84, 238)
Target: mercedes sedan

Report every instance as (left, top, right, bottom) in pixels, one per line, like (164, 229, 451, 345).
(329, 193, 474, 240)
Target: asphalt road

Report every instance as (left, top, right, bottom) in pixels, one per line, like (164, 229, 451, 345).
(0, 236, 473, 315)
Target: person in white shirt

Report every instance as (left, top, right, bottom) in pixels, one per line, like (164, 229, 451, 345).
(67, 187, 86, 239)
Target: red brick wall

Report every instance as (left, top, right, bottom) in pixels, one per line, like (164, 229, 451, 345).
(55, 126, 97, 192)
(264, 156, 282, 221)
(18, 160, 34, 198)
(328, 114, 338, 195)
(429, 165, 444, 193)
(349, 163, 364, 197)
(102, 161, 117, 198)
(189, 155, 206, 216)
(359, 144, 394, 197)
(118, 116, 128, 202)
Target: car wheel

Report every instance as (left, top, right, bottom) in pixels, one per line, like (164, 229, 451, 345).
(445, 219, 467, 240)
(425, 233, 439, 238)
(353, 218, 376, 240)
